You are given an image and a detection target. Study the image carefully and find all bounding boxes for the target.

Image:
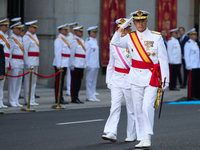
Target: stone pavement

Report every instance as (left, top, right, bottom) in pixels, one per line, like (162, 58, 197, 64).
(1, 86, 187, 114)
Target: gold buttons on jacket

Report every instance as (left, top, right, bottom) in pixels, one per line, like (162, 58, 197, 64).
(140, 70, 142, 72)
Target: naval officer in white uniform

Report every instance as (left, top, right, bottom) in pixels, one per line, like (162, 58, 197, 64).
(110, 10, 169, 148)
(184, 28, 200, 100)
(102, 18, 136, 142)
(8, 22, 24, 107)
(23, 20, 40, 106)
(0, 18, 10, 108)
(85, 26, 100, 101)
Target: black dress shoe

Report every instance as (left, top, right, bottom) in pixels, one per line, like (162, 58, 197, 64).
(77, 99, 84, 104)
(188, 97, 199, 101)
(35, 94, 40, 98)
(71, 99, 80, 104)
(19, 94, 24, 99)
(170, 88, 180, 91)
(55, 100, 69, 104)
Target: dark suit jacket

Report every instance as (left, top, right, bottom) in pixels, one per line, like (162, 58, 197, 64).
(178, 35, 189, 56)
(0, 44, 5, 76)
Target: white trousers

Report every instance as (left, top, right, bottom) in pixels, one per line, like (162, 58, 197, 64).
(24, 67, 38, 104)
(8, 68, 23, 105)
(86, 68, 98, 99)
(66, 67, 71, 94)
(104, 87, 136, 138)
(0, 68, 7, 104)
(131, 84, 158, 140)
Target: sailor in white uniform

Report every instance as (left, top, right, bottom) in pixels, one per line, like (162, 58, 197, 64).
(184, 28, 200, 100)
(9, 17, 21, 36)
(167, 28, 182, 91)
(0, 18, 10, 108)
(102, 18, 136, 142)
(85, 26, 100, 101)
(23, 20, 40, 106)
(8, 22, 24, 107)
(110, 10, 169, 148)
(65, 22, 78, 96)
(53, 23, 70, 104)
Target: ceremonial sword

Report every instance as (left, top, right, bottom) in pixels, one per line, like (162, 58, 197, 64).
(158, 76, 166, 119)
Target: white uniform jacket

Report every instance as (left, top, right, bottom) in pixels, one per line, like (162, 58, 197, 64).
(167, 37, 182, 64)
(23, 31, 39, 66)
(85, 37, 100, 68)
(70, 35, 86, 69)
(110, 28, 169, 86)
(106, 44, 132, 89)
(184, 39, 200, 69)
(53, 33, 71, 68)
(9, 33, 24, 69)
(0, 30, 10, 68)
(66, 32, 74, 43)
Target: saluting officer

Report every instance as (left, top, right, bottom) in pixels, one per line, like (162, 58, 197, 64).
(8, 22, 24, 107)
(167, 28, 182, 91)
(23, 20, 39, 106)
(53, 23, 70, 104)
(69, 26, 85, 104)
(65, 22, 78, 96)
(0, 18, 10, 108)
(85, 26, 100, 101)
(184, 28, 200, 100)
(102, 18, 136, 142)
(110, 10, 169, 148)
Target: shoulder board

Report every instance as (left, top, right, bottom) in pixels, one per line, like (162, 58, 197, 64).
(151, 31, 161, 35)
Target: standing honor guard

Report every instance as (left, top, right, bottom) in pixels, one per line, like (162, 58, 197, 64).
(184, 28, 200, 100)
(0, 18, 10, 108)
(23, 20, 39, 106)
(69, 26, 85, 104)
(65, 22, 78, 96)
(167, 28, 182, 91)
(53, 23, 70, 104)
(102, 18, 136, 142)
(110, 10, 169, 148)
(85, 26, 100, 102)
(8, 22, 24, 107)
(9, 17, 21, 36)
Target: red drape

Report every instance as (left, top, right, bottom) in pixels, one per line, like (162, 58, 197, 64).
(156, 0, 177, 40)
(100, 0, 126, 66)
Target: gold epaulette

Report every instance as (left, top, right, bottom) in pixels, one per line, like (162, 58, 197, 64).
(151, 31, 161, 35)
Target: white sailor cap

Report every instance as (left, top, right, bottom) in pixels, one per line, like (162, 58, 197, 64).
(0, 18, 9, 25)
(11, 17, 21, 23)
(73, 25, 83, 31)
(170, 28, 178, 33)
(57, 23, 68, 30)
(115, 18, 132, 28)
(186, 28, 197, 35)
(25, 20, 38, 28)
(69, 22, 78, 28)
(10, 22, 22, 29)
(87, 26, 98, 32)
(130, 10, 150, 20)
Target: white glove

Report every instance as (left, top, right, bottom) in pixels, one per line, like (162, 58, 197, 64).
(25, 64, 30, 69)
(186, 66, 192, 70)
(162, 82, 169, 91)
(107, 84, 112, 89)
(121, 17, 133, 29)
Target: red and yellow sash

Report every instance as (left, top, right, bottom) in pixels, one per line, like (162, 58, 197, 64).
(59, 36, 70, 48)
(129, 31, 153, 66)
(129, 31, 161, 87)
(10, 37, 25, 54)
(27, 34, 39, 48)
(0, 34, 10, 50)
(76, 38, 86, 51)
